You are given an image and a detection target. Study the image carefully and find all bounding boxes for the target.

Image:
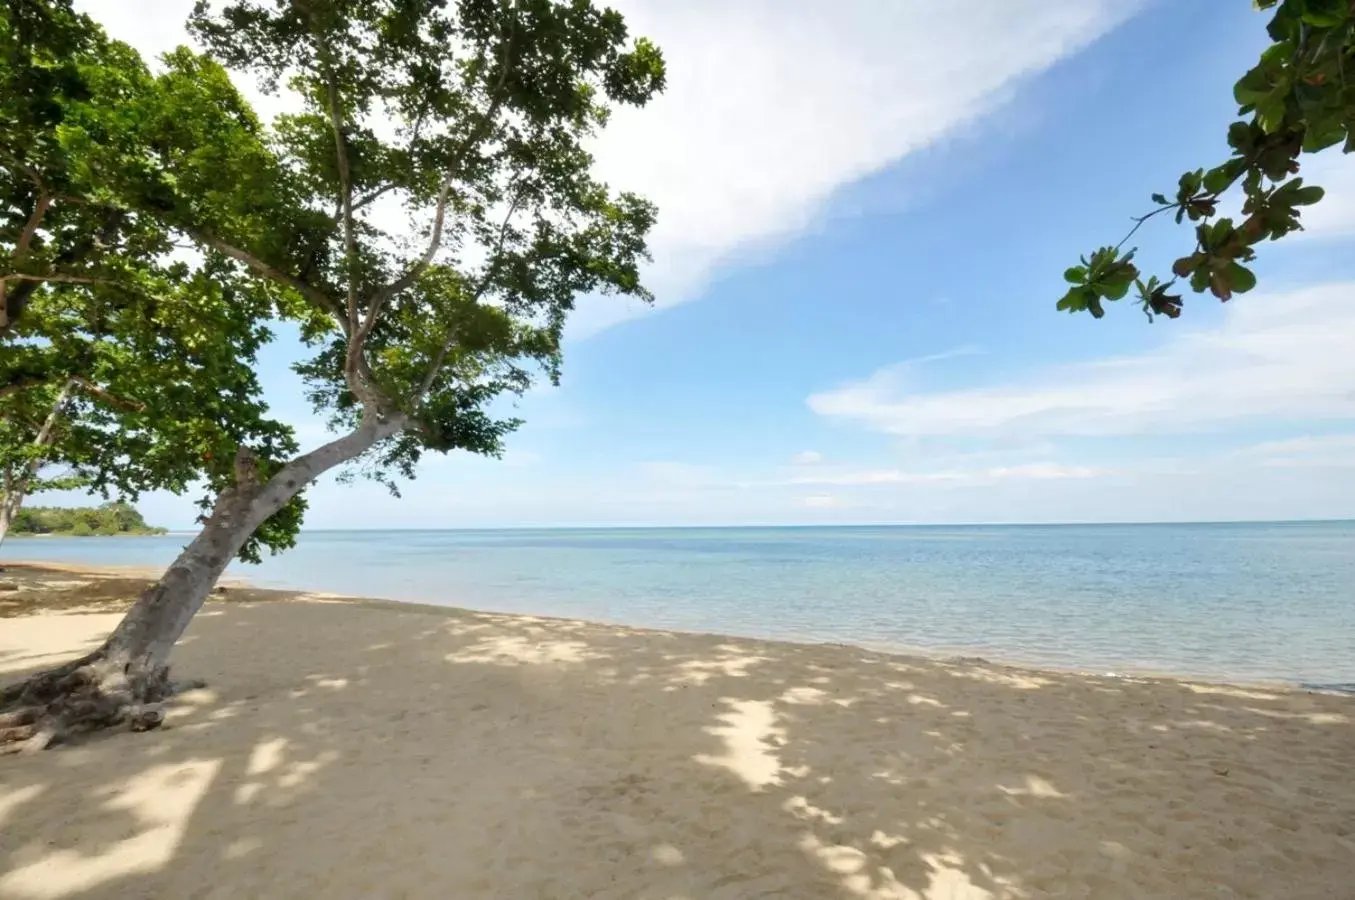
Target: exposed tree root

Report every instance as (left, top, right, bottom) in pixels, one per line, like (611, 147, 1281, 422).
(0, 652, 204, 754)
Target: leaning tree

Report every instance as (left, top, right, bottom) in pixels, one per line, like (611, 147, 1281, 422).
(1058, 0, 1354, 320)
(1, 0, 664, 750)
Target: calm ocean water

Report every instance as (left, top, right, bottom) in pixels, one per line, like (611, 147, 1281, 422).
(5, 522, 1354, 688)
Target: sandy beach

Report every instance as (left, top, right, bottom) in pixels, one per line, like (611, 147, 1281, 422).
(0, 564, 1352, 899)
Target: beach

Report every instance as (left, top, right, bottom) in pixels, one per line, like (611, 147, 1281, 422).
(1, 564, 1352, 899)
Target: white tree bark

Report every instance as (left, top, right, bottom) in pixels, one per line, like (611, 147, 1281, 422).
(98, 411, 407, 676)
(0, 379, 76, 551)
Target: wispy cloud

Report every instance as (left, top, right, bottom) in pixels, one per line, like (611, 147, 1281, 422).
(1236, 434, 1355, 468)
(570, 0, 1139, 335)
(790, 450, 823, 466)
(808, 283, 1355, 438)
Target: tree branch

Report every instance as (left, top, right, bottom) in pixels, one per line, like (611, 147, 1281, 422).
(0, 149, 47, 194)
(0, 192, 53, 329)
(0, 372, 144, 411)
(184, 228, 349, 332)
(0, 371, 51, 400)
(412, 182, 524, 405)
(1114, 204, 1177, 253)
(331, 183, 397, 225)
(325, 77, 360, 330)
(0, 272, 113, 287)
(69, 378, 146, 413)
(362, 1, 520, 336)
(14, 193, 51, 257)
(3, 380, 78, 514)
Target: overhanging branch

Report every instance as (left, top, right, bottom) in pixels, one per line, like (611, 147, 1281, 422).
(362, 0, 520, 338)
(185, 228, 348, 332)
(324, 76, 360, 331)
(412, 181, 524, 406)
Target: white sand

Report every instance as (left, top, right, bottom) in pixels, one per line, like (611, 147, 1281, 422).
(1, 596, 1352, 899)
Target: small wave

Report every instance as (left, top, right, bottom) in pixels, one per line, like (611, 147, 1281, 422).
(1299, 682, 1355, 695)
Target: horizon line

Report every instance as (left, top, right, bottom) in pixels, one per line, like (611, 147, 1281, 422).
(150, 517, 1355, 534)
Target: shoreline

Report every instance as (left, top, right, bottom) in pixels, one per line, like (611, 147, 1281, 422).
(2, 559, 1345, 698)
(3, 561, 1352, 897)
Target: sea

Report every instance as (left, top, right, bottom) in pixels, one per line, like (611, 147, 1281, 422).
(5, 522, 1354, 690)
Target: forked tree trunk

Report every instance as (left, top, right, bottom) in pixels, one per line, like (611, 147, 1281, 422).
(0, 379, 76, 550)
(0, 411, 406, 751)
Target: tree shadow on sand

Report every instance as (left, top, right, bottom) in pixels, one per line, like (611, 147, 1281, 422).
(1, 598, 1352, 899)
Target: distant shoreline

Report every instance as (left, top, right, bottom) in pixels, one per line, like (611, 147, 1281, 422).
(6, 531, 168, 539)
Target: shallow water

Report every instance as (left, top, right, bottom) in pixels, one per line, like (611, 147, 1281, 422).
(6, 522, 1354, 687)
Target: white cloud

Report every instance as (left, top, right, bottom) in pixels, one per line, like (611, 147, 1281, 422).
(76, 0, 1138, 339)
(809, 283, 1355, 438)
(572, 0, 1139, 335)
(791, 450, 823, 466)
(800, 493, 847, 509)
(1292, 151, 1355, 241)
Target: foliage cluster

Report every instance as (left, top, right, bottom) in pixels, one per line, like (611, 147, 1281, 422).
(10, 500, 164, 535)
(1059, 0, 1354, 320)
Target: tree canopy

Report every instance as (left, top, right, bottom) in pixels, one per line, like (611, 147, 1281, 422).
(1, 0, 305, 560)
(1058, 0, 1354, 320)
(160, 0, 665, 483)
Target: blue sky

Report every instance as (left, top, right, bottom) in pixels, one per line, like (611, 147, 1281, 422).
(68, 0, 1355, 528)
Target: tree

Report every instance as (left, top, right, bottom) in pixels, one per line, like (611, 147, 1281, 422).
(0, 377, 80, 547)
(1, 0, 664, 750)
(2, 0, 303, 558)
(10, 500, 164, 535)
(1058, 0, 1353, 321)
(0, 0, 168, 336)
(0, 256, 301, 556)
(2, 0, 319, 748)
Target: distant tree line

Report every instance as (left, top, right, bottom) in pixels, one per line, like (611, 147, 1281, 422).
(9, 501, 165, 537)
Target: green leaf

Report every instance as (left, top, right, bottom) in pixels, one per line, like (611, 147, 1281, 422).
(1098, 279, 1131, 301)
(1292, 184, 1325, 205)
(1190, 267, 1210, 293)
(1203, 161, 1242, 194)
(1255, 94, 1287, 133)
(1298, 0, 1348, 26)
(1302, 121, 1348, 153)
(1057, 286, 1090, 313)
(1064, 266, 1087, 284)
(1172, 252, 1206, 278)
(1234, 66, 1275, 107)
(1227, 261, 1257, 294)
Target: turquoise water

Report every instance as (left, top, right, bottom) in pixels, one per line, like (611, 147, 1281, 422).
(5, 522, 1354, 688)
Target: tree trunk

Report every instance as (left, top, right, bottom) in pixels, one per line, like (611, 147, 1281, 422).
(0, 379, 76, 550)
(1, 411, 407, 751)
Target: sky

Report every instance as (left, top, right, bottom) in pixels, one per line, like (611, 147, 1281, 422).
(58, 0, 1355, 528)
